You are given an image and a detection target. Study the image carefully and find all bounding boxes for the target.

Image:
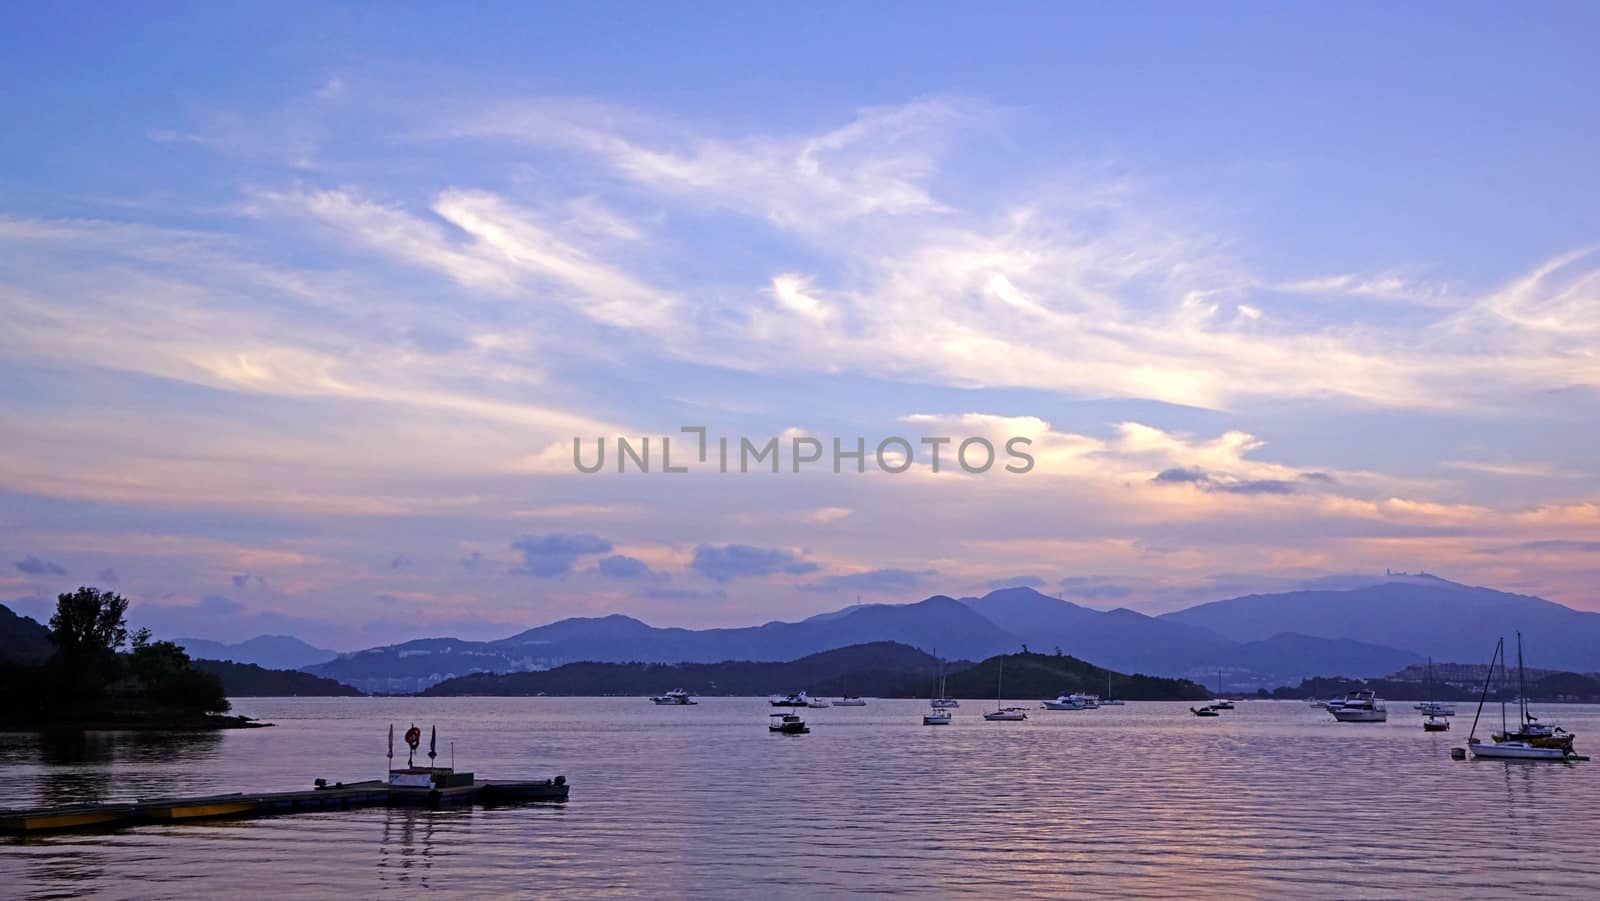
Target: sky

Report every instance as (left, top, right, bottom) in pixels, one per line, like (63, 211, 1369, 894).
(3, 4, 1600, 648)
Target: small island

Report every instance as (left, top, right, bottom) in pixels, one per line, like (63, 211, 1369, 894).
(0, 587, 266, 731)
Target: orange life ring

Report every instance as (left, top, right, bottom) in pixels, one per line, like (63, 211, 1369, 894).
(404, 725, 422, 750)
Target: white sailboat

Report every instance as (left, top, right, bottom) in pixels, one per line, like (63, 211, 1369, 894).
(834, 675, 867, 706)
(1466, 634, 1575, 761)
(983, 660, 1028, 721)
(1100, 673, 1125, 705)
(1417, 658, 1451, 729)
(923, 656, 953, 725)
(1209, 670, 1234, 709)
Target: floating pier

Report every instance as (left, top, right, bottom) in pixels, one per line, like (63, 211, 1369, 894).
(0, 773, 568, 835)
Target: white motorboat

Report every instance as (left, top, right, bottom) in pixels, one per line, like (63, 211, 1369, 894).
(650, 688, 697, 706)
(768, 712, 809, 734)
(769, 691, 810, 707)
(923, 709, 952, 725)
(1415, 701, 1455, 717)
(1042, 694, 1089, 710)
(806, 697, 832, 708)
(834, 697, 867, 707)
(931, 697, 959, 708)
(1329, 690, 1388, 722)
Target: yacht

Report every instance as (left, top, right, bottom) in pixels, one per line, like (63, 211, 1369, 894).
(650, 689, 697, 706)
(1042, 694, 1090, 710)
(834, 696, 867, 707)
(923, 657, 954, 724)
(1328, 690, 1388, 722)
(1466, 633, 1578, 760)
(768, 712, 809, 734)
(984, 707, 1029, 721)
(929, 656, 958, 708)
(1424, 715, 1451, 732)
(982, 662, 1028, 721)
(1416, 659, 1455, 720)
(1210, 671, 1234, 709)
(1190, 705, 1221, 717)
(769, 691, 811, 707)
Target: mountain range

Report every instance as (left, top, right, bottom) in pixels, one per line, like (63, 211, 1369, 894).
(294, 578, 1577, 693)
(172, 635, 338, 670)
(14, 573, 1594, 696)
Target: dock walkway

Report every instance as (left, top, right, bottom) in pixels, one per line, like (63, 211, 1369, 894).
(0, 776, 568, 835)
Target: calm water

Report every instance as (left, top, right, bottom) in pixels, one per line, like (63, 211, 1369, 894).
(2, 697, 1597, 899)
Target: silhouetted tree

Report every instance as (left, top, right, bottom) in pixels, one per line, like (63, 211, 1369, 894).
(48, 586, 129, 658)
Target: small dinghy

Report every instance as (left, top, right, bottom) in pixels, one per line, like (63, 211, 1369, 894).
(768, 713, 809, 734)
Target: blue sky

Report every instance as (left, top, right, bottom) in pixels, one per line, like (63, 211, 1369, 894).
(3, 4, 1600, 647)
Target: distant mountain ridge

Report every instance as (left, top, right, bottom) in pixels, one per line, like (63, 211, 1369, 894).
(310, 597, 1018, 693)
(174, 635, 338, 670)
(298, 582, 1475, 692)
(1161, 577, 1600, 671)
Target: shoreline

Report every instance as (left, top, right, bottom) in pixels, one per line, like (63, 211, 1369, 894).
(0, 714, 273, 733)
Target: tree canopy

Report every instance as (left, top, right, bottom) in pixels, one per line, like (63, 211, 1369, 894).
(48, 586, 130, 657)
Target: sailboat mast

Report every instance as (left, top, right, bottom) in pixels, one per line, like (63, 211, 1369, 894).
(1517, 631, 1528, 727)
(1499, 640, 1508, 737)
(1468, 638, 1500, 742)
(996, 660, 1003, 712)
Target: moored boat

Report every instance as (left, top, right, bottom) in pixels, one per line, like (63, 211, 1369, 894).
(769, 691, 811, 707)
(768, 712, 810, 734)
(834, 696, 867, 707)
(1424, 715, 1451, 732)
(1464, 634, 1581, 762)
(982, 662, 1028, 721)
(983, 707, 1028, 721)
(650, 688, 698, 705)
(1329, 690, 1387, 722)
(1190, 705, 1221, 717)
